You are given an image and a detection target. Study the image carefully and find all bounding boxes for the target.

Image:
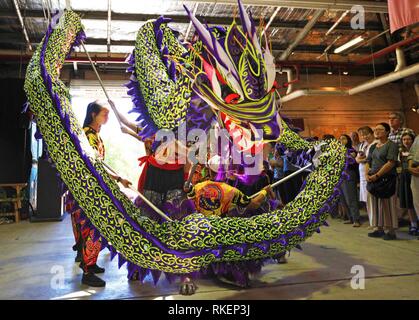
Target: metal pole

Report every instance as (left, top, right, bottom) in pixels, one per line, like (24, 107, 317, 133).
(100, 161, 173, 222)
(325, 10, 349, 36)
(261, 6, 281, 37)
(13, 0, 32, 51)
(184, 3, 199, 42)
(80, 41, 123, 128)
(250, 163, 312, 199)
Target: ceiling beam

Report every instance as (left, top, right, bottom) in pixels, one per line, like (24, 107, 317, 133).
(0, 33, 387, 54)
(185, 0, 388, 13)
(106, 0, 111, 54)
(0, 9, 384, 31)
(12, 0, 32, 51)
(278, 9, 325, 61)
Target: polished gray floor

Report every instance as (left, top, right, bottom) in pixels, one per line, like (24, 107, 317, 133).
(0, 212, 418, 300)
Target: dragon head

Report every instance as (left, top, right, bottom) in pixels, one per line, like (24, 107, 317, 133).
(184, 0, 278, 128)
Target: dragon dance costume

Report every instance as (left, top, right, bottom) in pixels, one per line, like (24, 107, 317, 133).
(135, 139, 190, 223)
(186, 180, 253, 217)
(23, 0, 350, 292)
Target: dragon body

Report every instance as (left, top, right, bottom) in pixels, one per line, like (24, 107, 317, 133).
(24, 5, 347, 282)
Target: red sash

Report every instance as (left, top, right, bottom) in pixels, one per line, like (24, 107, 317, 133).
(137, 155, 183, 192)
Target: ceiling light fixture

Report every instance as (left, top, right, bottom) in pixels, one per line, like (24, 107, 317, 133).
(334, 36, 364, 54)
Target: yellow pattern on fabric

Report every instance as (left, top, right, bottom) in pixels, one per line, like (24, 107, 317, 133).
(187, 181, 251, 217)
(83, 127, 105, 159)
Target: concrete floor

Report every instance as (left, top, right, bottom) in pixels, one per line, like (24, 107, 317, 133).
(0, 212, 418, 300)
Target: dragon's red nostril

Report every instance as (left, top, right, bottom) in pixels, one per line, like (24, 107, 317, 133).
(224, 93, 240, 104)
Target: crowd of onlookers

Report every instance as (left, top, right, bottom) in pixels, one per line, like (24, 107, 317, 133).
(332, 112, 418, 240)
(265, 112, 418, 241)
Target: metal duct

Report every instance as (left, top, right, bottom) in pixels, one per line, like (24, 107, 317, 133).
(281, 62, 419, 102)
(348, 62, 419, 95)
(277, 67, 297, 95)
(394, 47, 406, 72)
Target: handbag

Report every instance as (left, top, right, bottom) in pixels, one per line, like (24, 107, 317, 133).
(367, 174, 397, 199)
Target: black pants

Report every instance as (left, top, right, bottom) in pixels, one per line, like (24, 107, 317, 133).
(277, 170, 304, 205)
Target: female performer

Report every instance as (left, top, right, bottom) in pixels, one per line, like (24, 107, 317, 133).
(69, 101, 131, 287)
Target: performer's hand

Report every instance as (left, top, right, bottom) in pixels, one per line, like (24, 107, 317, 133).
(263, 185, 272, 194)
(367, 174, 378, 182)
(121, 126, 130, 134)
(409, 166, 419, 177)
(183, 181, 192, 193)
(120, 178, 132, 189)
(261, 185, 272, 199)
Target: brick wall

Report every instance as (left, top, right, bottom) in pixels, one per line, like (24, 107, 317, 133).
(400, 78, 419, 134)
(279, 74, 418, 138)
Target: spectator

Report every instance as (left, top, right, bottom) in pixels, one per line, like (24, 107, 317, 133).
(339, 134, 361, 227)
(388, 112, 416, 223)
(356, 126, 377, 228)
(407, 135, 419, 237)
(398, 132, 417, 235)
(270, 149, 284, 204)
(388, 112, 415, 147)
(366, 123, 399, 240)
(351, 131, 361, 152)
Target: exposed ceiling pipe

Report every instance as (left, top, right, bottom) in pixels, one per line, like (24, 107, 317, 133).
(394, 47, 406, 72)
(278, 9, 325, 61)
(316, 34, 342, 60)
(348, 62, 419, 95)
(281, 62, 419, 102)
(325, 10, 349, 36)
(107, 0, 112, 55)
(184, 3, 199, 42)
(12, 0, 32, 51)
(277, 67, 299, 95)
(261, 6, 281, 37)
(355, 34, 419, 65)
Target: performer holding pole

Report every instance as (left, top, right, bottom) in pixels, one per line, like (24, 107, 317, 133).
(67, 101, 132, 287)
(78, 42, 177, 223)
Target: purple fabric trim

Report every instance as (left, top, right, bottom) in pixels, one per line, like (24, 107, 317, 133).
(34, 126, 43, 140)
(125, 49, 159, 140)
(22, 101, 30, 113)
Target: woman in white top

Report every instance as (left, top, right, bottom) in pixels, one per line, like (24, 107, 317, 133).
(356, 126, 376, 226)
(351, 131, 361, 152)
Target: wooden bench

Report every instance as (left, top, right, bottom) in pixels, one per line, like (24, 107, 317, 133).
(0, 183, 27, 223)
